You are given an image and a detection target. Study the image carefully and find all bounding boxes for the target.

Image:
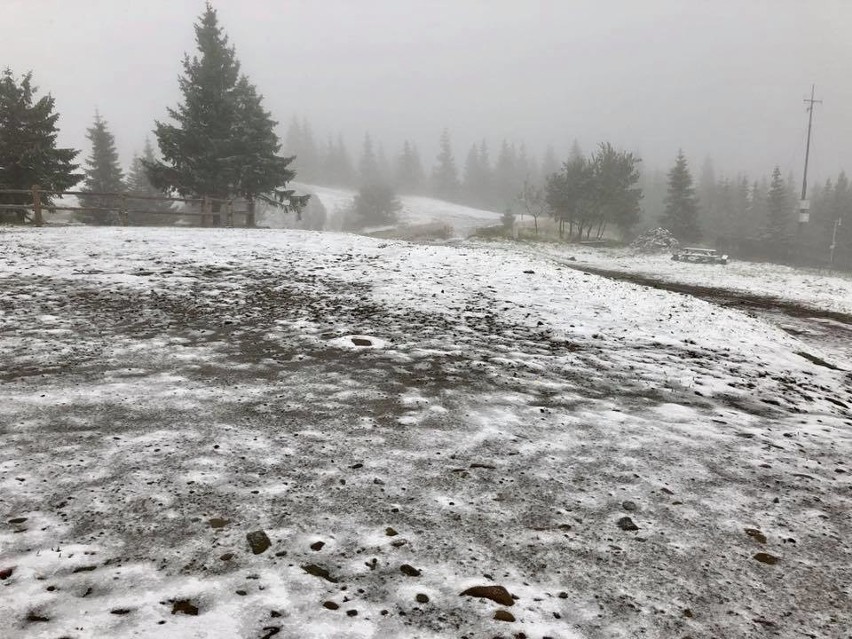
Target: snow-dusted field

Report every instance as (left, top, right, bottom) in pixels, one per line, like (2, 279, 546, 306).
(522, 243, 852, 317)
(293, 184, 503, 236)
(1, 227, 850, 639)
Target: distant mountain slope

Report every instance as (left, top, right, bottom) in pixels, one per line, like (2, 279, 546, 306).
(289, 183, 503, 237)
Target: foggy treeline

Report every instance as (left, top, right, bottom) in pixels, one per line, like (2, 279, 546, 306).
(1, 2, 849, 271)
(287, 115, 851, 268)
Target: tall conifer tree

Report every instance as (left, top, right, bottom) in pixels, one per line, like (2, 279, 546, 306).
(431, 128, 460, 202)
(764, 166, 792, 257)
(127, 139, 175, 222)
(145, 4, 305, 217)
(77, 113, 125, 225)
(660, 150, 701, 242)
(0, 69, 80, 223)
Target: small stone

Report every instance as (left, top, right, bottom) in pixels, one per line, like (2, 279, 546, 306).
(415, 593, 429, 603)
(235, 590, 247, 596)
(621, 501, 638, 512)
(400, 564, 421, 577)
(753, 552, 779, 565)
(351, 337, 372, 346)
(0, 567, 14, 580)
(460, 585, 514, 606)
(683, 608, 694, 618)
(110, 608, 132, 615)
(302, 564, 338, 583)
(270, 610, 283, 617)
(494, 609, 516, 622)
(616, 516, 639, 531)
(346, 609, 358, 617)
(557, 591, 568, 599)
(745, 528, 767, 544)
(323, 601, 339, 610)
(246, 530, 271, 555)
(220, 553, 234, 561)
(209, 518, 229, 529)
(25, 611, 50, 623)
(72, 565, 98, 573)
(8, 517, 27, 524)
(310, 541, 325, 551)
(385, 527, 398, 536)
(373, 478, 385, 485)
(171, 600, 199, 616)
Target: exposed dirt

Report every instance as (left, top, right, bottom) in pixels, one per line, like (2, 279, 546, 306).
(1, 229, 850, 639)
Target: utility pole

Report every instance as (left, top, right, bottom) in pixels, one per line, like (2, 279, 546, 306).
(799, 84, 822, 226)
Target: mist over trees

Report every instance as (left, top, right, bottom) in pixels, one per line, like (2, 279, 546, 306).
(0, 3, 848, 270)
(126, 139, 176, 223)
(430, 129, 461, 202)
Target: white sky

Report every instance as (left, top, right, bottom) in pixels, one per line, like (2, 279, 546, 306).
(3, 0, 850, 180)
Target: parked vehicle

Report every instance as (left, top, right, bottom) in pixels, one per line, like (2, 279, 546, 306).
(672, 247, 729, 264)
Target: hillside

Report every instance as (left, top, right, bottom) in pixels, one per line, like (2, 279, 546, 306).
(280, 184, 504, 237)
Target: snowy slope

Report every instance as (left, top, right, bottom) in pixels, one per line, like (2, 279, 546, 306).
(519, 242, 852, 316)
(0, 227, 850, 639)
(293, 183, 503, 236)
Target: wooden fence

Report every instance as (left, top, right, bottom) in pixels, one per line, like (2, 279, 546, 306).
(0, 185, 257, 227)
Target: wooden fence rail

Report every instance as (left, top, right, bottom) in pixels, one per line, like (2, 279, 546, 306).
(0, 185, 257, 228)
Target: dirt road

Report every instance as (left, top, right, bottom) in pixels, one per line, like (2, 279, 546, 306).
(556, 261, 852, 370)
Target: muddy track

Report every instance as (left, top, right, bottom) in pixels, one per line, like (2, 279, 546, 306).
(558, 262, 852, 325)
(546, 260, 852, 371)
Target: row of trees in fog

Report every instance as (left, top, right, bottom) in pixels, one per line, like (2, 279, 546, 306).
(0, 3, 848, 267)
(285, 116, 559, 213)
(0, 5, 305, 227)
(638, 154, 851, 266)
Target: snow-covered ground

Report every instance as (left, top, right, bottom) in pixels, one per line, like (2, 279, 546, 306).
(1, 227, 850, 638)
(519, 242, 852, 317)
(293, 184, 503, 236)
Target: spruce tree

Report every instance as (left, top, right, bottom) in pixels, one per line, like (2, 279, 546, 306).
(358, 133, 381, 186)
(347, 183, 401, 230)
(660, 150, 701, 242)
(461, 140, 492, 208)
(462, 143, 482, 206)
(285, 116, 319, 183)
(764, 166, 792, 258)
(77, 113, 125, 225)
(431, 128, 460, 201)
(320, 134, 354, 187)
(494, 140, 519, 209)
(540, 145, 559, 182)
(395, 140, 424, 194)
(145, 4, 304, 218)
(127, 139, 175, 223)
(0, 69, 81, 223)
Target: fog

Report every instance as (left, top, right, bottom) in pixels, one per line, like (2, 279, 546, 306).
(4, 0, 850, 178)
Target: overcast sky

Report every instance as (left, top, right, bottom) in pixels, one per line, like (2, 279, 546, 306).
(3, 0, 850, 181)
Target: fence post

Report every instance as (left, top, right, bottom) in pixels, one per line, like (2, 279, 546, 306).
(119, 193, 128, 226)
(246, 198, 256, 228)
(31, 185, 43, 227)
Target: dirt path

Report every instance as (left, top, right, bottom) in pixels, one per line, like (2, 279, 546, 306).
(555, 261, 852, 369)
